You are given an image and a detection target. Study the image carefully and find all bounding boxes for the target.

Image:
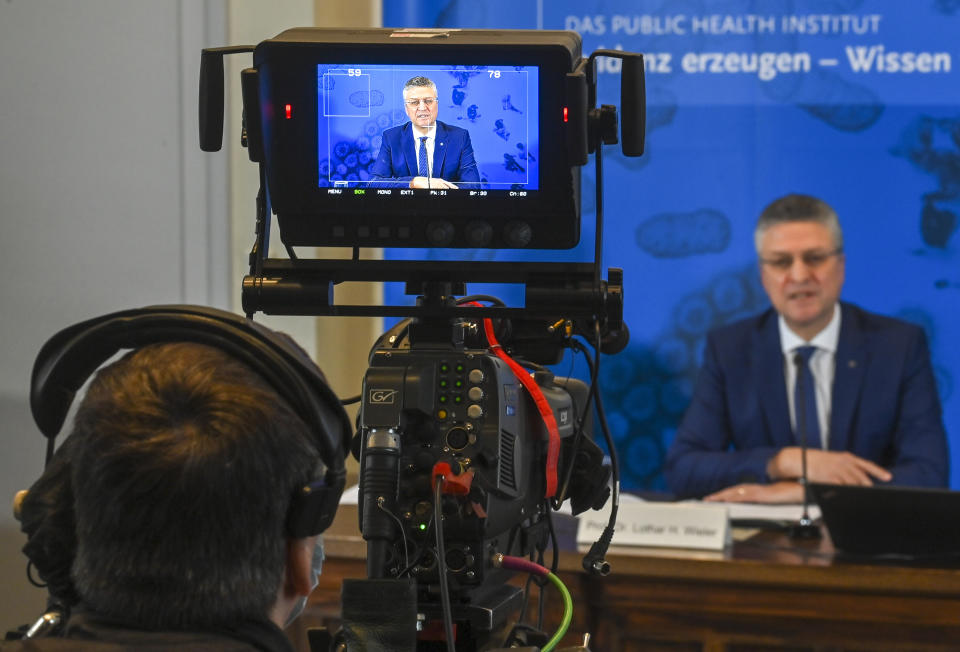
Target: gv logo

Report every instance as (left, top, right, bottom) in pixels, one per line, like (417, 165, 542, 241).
(370, 389, 398, 404)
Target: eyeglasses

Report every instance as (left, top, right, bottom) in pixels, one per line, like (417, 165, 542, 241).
(759, 249, 843, 272)
(405, 97, 437, 108)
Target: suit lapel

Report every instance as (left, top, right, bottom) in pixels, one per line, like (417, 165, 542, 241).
(829, 303, 866, 452)
(401, 123, 418, 177)
(756, 311, 794, 447)
(432, 121, 448, 178)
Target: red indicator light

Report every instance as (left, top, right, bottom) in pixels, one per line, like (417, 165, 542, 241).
(563, 106, 568, 122)
(285, 104, 292, 119)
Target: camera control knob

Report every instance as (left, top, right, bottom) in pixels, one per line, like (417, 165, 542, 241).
(467, 386, 484, 402)
(468, 369, 485, 384)
(467, 404, 483, 419)
(503, 221, 532, 247)
(465, 220, 493, 247)
(426, 220, 455, 246)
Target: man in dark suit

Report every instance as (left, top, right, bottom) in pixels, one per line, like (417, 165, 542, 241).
(665, 194, 948, 502)
(369, 75, 480, 189)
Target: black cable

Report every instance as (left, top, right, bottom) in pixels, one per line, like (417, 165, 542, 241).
(376, 497, 410, 571)
(554, 340, 599, 508)
(396, 519, 437, 579)
(580, 322, 620, 576)
(340, 394, 361, 406)
(26, 561, 46, 589)
(545, 506, 559, 575)
(433, 478, 456, 652)
(456, 295, 506, 307)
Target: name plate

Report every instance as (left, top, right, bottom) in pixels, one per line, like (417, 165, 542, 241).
(577, 501, 730, 551)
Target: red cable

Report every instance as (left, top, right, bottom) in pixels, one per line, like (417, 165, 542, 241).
(477, 312, 560, 498)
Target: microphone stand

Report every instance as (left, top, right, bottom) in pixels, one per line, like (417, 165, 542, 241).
(788, 352, 822, 540)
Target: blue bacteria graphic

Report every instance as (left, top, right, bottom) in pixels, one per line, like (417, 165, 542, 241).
(349, 89, 384, 108)
(710, 274, 748, 314)
(798, 70, 885, 132)
(333, 141, 351, 160)
(892, 115, 960, 249)
(659, 379, 694, 416)
(466, 104, 481, 121)
(935, 0, 960, 14)
(503, 153, 525, 173)
(921, 201, 957, 248)
(501, 94, 522, 113)
(364, 121, 379, 137)
(624, 384, 658, 422)
(494, 118, 510, 141)
(673, 295, 714, 338)
(635, 209, 731, 258)
(654, 337, 690, 375)
(376, 113, 392, 129)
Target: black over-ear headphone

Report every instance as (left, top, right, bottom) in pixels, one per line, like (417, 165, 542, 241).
(27, 304, 351, 538)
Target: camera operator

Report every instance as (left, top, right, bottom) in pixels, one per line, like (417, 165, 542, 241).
(5, 340, 332, 651)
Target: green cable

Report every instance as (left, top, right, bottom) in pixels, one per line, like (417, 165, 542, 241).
(541, 571, 573, 652)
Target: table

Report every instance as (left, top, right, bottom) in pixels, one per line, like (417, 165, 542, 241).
(293, 504, 960, 651)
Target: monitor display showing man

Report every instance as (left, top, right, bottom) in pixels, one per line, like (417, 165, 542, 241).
(665, 194, 949, 503)
(370, 75, 479, 189)
(316, 63, 540, 192)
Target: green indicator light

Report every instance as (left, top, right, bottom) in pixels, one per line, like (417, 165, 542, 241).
(454, 380, 463, 388)
(440, 364, 449, 373)
(455, 364, 464, 372)
(439, 380, 448, 388)
(454, 396, 462, 403)
(419, 523, 427, 531)
(439, 395, 447, 403)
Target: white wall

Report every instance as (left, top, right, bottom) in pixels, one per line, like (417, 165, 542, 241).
(0, 0, 231, 630)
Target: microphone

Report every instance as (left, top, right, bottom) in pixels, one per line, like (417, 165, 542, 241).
(788, 351, 822, 540)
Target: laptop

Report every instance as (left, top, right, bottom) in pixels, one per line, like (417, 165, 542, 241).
(809, 482, 960, 558)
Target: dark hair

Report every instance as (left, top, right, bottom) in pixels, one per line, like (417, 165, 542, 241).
(69, 342, 319, 629)
(754, 193, 844, 253)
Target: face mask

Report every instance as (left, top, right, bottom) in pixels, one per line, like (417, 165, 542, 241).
(284, 536, 325, 627)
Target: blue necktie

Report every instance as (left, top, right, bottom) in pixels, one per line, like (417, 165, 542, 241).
(417, 136, 429, 177)
(793, 345, 823, 450)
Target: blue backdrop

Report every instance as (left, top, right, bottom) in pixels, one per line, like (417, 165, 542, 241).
(381, 0, 960, 491)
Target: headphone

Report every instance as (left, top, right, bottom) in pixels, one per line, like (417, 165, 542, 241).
(21, 304, 351, 595)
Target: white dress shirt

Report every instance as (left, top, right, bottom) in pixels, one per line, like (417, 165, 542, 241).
(412, 124, 436, 177)
(779, 304, 841, 449)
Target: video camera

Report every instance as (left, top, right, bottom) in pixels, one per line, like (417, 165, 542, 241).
(200, 26, 645, 651)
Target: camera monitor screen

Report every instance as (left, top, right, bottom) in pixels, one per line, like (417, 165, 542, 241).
(251, 29, 581, 250)
(318, 64, 539, 192)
